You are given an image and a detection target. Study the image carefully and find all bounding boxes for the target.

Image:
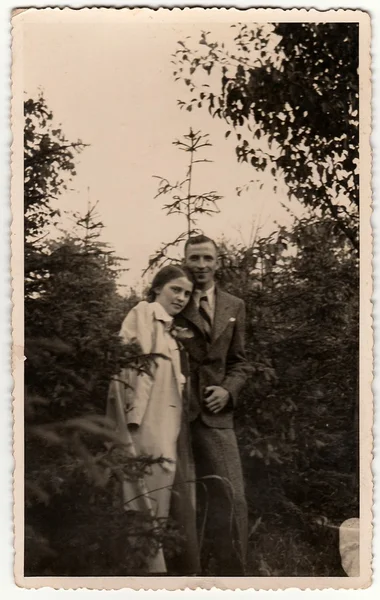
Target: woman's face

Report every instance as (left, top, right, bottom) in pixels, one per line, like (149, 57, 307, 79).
(155, 276, 193, 316)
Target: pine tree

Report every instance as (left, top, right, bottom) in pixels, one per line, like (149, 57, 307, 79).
(146, 128, 222, 272)
(24, 97, 175, 576)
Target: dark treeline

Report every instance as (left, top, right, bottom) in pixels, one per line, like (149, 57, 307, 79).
(24, 98, 179, 575)
(218, 220, 358, 575)
(24, 22, 359, 577)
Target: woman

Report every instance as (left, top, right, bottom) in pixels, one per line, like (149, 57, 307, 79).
(107, 265, 199, 574)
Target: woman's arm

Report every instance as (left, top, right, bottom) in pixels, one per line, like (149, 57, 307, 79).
(112, 302, 156, 427)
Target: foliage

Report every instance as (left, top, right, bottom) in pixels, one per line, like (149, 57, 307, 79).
(26, 237, 130, 418)
(24, 52, 360, 573)
(24, 95, 87, 300)
(216, 214, 358, 574)
(172, 26, 360, 572)
(173, 23, 359, 250)
(23, 98, 180, 575)
(24, 210, 171, 575)
(25, 401, 171, 576)
(147, 128, 222, 272)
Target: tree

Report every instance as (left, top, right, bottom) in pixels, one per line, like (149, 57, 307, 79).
(25, 210, 130, 419)
(24, 95, 87, 300)
(24, 202, 166, 575)
(216, 215, 358, 575)
(24, 99, 180, 575)
(146, 128, 222, 272)
(173, 23, 359, 250)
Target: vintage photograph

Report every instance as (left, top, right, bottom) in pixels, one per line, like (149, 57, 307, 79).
(12, 7, 372, 590)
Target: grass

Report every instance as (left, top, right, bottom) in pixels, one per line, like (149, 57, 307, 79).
(243, 460, 355, 577)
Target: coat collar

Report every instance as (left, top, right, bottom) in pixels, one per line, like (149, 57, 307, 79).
(181, 286, 234, 343)
(150, 302, 173, 326)
(151, 302, 183, 396)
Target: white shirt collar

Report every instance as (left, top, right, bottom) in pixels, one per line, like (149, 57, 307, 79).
(194, 284, 215, 308)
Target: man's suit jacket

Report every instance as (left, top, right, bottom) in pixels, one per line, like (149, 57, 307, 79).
(175, 287, 250, 429)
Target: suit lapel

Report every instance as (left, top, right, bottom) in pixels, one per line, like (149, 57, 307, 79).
(181, 298, 206, 337)
(181, 289, 234, 343)
(212, 288, 233, 342)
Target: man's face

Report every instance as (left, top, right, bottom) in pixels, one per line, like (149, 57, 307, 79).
(184, 242, 218, 289)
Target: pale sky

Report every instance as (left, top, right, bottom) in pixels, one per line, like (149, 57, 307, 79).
(22, 12, 302, 290)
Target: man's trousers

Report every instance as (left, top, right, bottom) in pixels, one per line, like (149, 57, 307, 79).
(190, 418, 248, 575)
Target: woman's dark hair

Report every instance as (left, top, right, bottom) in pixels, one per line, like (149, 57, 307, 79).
(147, 264, 195, 302)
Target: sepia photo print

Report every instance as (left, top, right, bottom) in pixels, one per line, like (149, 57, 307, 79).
(11, 7, 372, 590)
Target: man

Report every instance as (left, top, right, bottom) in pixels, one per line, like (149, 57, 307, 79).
(175, 234, 251, 575)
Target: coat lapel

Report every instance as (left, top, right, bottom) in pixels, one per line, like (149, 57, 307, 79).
(180, 298, 206, 337)
(212, 288, 233, 342)
(151, 303, 183, 397)
(181, 289, 233, 344)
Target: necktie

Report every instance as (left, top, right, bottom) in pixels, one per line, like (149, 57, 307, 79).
(199, 295, 213, 342)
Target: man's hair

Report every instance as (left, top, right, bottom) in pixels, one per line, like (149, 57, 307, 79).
(184, 234, 218, 255)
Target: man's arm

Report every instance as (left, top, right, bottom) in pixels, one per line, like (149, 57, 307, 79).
(222, 300, 250, 407)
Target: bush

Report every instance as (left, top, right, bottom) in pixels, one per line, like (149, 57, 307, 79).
(217, 215, 358, 575)
(23, 235, 171, 575)
(23, 96, 182, 575)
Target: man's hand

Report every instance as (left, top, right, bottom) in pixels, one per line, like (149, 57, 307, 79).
(203, 386, 230, 413)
